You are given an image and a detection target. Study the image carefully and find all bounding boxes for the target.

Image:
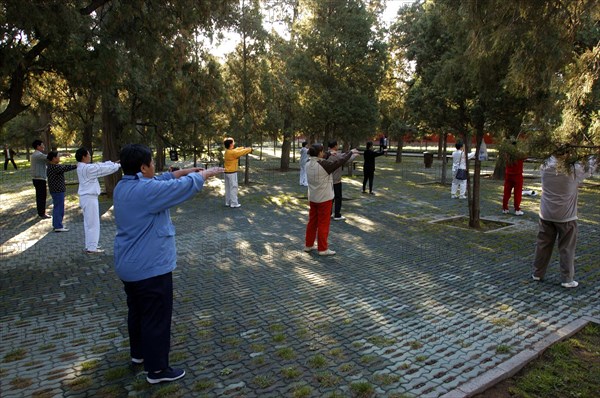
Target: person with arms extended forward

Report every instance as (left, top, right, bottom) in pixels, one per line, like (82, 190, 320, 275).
(46, 151, 77, 232)
(305, 144, 358, 256)
(223, 137, 252, 208)
(362, 141, 385, 195)
(114, 144, 223, 384)
(76, 147, 121, 253)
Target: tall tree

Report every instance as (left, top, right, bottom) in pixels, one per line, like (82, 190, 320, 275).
(291, 0, 386, 145)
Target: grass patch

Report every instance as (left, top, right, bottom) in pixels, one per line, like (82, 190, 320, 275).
(475, 322, 600, 397)
(104, 366, 129, 381)
(253, 374, 275, 388)
(315, 371, 341, 387)
(281, 366, 302, 379)
(292, 384, 312, 397)
(431, 216, 512, 232)
(65, 376, 93, 391)
(276, 347, 296, 360)
(10, 377, 33, 389)
(80, 359, 101, 371)
(350, 381, 376, 397)
(373, 373, 401, 385)
(194, 379, 215, 391)
(307, 354, 328, 369)
(3, 348, 27, 362)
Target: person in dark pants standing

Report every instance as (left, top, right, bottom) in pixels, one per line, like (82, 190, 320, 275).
(327, 141, 358, 221)
(114, 144, 223, 384)
(4, 144, 18, 170)
(30, 140, 50, 218)
(362, 141, 385, 195)
(46, 151, 77, 232)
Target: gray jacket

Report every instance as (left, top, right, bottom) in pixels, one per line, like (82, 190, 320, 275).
(539, 156, 597, 222)
(31, 151, 47, 180)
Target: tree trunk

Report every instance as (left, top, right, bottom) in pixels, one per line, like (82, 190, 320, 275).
(440, 131, 448, 184)
(280, 114, 293, 170)
(468, 128, 485, 229)
(101, 94, 122, 198)
(395, 135, 404, 163)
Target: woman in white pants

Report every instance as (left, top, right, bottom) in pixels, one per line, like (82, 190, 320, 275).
(76, 147, 121, 253)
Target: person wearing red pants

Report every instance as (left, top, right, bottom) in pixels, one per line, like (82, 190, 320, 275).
(502, 141, 526, 216)
(304, 144, 358, 256)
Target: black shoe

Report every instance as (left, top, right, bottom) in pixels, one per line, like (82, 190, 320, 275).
(39, 214, 51, 219)
(146, 367, 185, 384)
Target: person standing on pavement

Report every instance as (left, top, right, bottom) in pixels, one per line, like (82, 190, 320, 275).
(46, 151, 77, 232)
(4, 144, 18, 170)
(76, 147, 121, 254)
(223, 137, 253, 208)
(502, 141, 526, 216)
(362, 141, 385, 195)
(450, 142, 473, 199)
(327, 140, 358, 221)
(531, 151, 597, 288)
(305, 144, 358, 256)
(299, 141, 309, 187)
(31, 140, 51, 218)
(114, 143, 223, 384)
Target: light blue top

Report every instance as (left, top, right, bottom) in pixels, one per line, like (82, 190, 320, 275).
(113, 171, 205, 282)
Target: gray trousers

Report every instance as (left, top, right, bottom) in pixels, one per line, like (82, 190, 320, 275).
(532, 219, 578, 283)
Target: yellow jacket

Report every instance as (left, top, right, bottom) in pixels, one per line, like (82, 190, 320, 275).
(224, 147, 252, 172)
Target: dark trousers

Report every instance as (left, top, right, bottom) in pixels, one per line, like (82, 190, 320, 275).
(123, 272, 173, 372)
(32, 179, 47, 217)
(362, 168, 374, 193)
(4, 158, 17, 170)
(332, 183, 342, 218)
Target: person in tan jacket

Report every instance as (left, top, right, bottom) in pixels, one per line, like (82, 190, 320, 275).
(223, 137, 252, 208)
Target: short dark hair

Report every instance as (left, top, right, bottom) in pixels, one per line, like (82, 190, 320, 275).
(302, 141, 307, 147)
(120, 144, 152, 175)
(32, 139, 43, 149)
(224, 139, 233, 149)
(309, 144, 323, 157)
(366, 141, 373, 149)
(46, 151, 58, 161)
(455, 142, 463, 150)
(75, 147, 89, 162)
(328, 140, 337, 149)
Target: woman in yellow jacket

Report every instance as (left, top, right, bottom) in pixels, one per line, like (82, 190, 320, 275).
(223, 138, 253, 208)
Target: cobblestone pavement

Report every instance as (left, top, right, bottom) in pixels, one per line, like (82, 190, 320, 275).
(1, 155, 599, 397)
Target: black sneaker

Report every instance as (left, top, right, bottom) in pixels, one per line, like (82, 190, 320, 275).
(146, 367, 185, 384)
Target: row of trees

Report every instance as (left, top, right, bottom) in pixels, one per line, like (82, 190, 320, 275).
(2, 0, 599, 224)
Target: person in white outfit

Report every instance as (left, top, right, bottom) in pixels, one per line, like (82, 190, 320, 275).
(76, 147, 121, 253)
(299, 142, 309, 187)
(450, 142, 474, 199)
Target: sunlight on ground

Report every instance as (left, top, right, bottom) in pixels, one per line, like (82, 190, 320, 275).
(0, 222, 51, 258)
(294, 266, 329, 287)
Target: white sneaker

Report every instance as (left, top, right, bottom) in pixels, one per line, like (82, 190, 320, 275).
(561, 281, 579, 288)
(459, 195, 467, 199)
(502, 209, 509, 214)
(515, 210, 524, 216)
(54, 228, 70, 232)
(531, 274, 541, 281)
(318, 249, 336, 256)
(333, 216, 346, 221)
(304, 246, 315, 252)
(230, 204, 241, 208)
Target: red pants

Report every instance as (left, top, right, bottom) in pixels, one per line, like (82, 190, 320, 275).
(503, 173, 523, 211)
(305, 200, 333, 251)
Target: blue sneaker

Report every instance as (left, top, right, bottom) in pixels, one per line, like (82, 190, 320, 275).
(146, 367, 185, 384)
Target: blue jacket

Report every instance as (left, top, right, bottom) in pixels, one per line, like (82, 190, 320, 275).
(113, 171, 205, 282)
